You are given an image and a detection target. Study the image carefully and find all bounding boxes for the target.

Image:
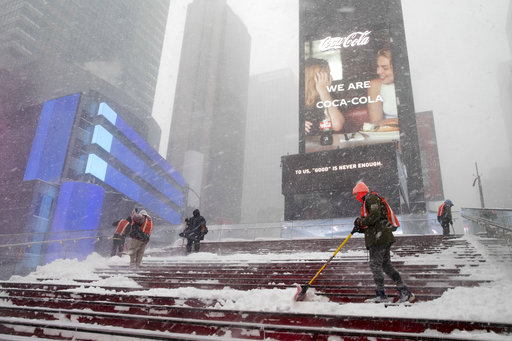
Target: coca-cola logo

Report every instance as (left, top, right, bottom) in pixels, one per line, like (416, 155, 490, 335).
(319, 31, 371, 51)
(320, 120, 332, 130)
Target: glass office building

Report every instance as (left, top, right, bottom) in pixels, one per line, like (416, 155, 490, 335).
(0, 92, 185, 277)
(167, 0, 250, 224)
(0, 0, 169, 148)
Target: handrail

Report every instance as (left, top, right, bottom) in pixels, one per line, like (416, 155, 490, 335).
(461, 213, 512, 233)
(0, 228, 102, 237)
(0, 214, 462, 251)
(0, 235, 111, 249)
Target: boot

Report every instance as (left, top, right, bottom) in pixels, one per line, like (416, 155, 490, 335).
(398, 286, 416, 303)
(365, 290, 389, 303)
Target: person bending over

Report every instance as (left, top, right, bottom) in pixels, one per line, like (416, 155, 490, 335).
(352, 182, 415, 303)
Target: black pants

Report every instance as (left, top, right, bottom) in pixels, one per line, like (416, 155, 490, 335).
(441, 222, 451, 236)
(111, 236, 125, 256)
(368, 243, 404, 292)
(186, 239, 200, 254)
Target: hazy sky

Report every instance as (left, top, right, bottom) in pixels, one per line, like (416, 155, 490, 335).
(152, 0, 298, 156)
(401, 0, 512, 208)
(152, 0, 512, 209)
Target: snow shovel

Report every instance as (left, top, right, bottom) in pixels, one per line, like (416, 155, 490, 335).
(180, 219, 189, 250)
(294, 233, 353, 301)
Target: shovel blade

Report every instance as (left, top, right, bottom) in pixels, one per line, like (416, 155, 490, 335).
(293, 284, 309, 301)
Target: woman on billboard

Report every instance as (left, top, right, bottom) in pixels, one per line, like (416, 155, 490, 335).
(367, 48, 399, 131)
(304, 58, 345, 137)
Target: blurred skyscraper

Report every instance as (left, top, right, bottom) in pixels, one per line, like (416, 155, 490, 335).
(415, 111, 444, 205)
(504, 2, 512, 164)
(0, 0, 170, 147)
(167, 0, 250, 224)
(241, 70, 298, 223)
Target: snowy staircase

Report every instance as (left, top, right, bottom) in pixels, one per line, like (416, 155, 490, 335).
(0, 235, 511, 340)
(476, 236, 512, 263)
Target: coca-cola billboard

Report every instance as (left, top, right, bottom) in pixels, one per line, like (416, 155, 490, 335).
(300, 23, 400, 154)
(282, 0, 425, 220)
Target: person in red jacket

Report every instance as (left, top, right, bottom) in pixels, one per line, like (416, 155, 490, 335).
(352, 181, 415, 303)
(128, 208, 153, 268)
(111, 217, 131, 257)
(437, 199, 454, 236)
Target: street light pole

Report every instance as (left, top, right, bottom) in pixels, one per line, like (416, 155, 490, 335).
(472, 162, 485, 208)
(185, 184, 201, 210)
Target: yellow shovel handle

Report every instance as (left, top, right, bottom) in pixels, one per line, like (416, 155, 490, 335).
(308, 233, 353, 285)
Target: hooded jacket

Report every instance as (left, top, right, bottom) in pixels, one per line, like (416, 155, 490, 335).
(113, 218, 131, 238)
(437, 202, 453, 224)
(130, 215, 153, 242)
(360, 193, 396, 249)
(185, 210, 207, 242)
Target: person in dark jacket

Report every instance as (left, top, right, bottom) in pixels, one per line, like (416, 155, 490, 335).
(111, 216, 132, 257)
(183, 209, 207, 254)
(351, 182, 415, 303)
(437, 199, 454, 236)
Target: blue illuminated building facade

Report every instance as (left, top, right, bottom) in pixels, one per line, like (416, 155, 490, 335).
(0, 92, 185, 276)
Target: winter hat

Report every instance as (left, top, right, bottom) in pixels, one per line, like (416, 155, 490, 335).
(131, 207, 144, 222)
(445, 199, 453, 206)
(193, 209, 200, 217)
(353, 182, 369, 203)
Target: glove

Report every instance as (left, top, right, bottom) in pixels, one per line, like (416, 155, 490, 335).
(354, 217, 361, 227)
(351, 217, 363, 234)
(351, 226, 363, 234)
(179, 232, 184, 237)
(200, 226, 208, 235)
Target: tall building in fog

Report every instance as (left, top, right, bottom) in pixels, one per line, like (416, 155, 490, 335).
(167, 0, 250, 224)
(241, 70, 298, 223)
(0, 0, 170, 147)
(416, 111, 444, 206)
(504, 2, 512, 165)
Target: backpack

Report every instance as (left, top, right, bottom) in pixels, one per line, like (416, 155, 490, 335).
(437, 204, 445, 222)
(200, 224, 208, 240)
(362, 192, 400, 231)
(130, 219, 150, 242)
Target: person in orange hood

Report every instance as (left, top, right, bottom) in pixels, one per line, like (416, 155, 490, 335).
(352, 181, 415, 303)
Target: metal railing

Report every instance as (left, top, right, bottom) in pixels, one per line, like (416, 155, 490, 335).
(0, 229, 113, 280)
(461, 207, 512, 239)
(1, 208, 509, 280)
(150, 213, 460, 249)
(0, 229, 112, 250)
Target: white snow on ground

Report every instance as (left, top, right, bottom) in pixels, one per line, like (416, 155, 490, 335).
(4, 235, 512, 340)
